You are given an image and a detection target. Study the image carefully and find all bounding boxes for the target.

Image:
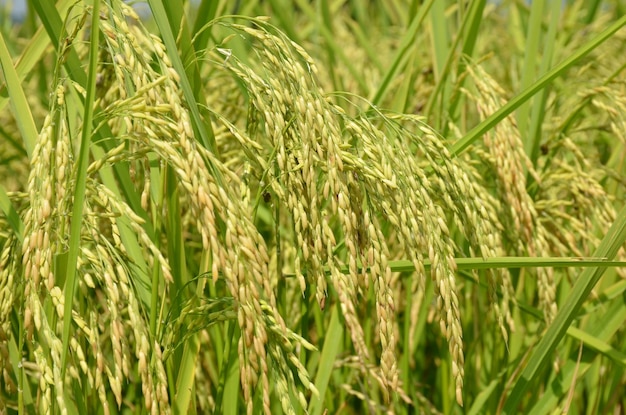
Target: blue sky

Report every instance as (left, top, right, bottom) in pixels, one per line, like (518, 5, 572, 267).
(1, 0, 27, 21)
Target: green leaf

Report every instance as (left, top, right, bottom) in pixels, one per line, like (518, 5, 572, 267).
(0, 29, 38, 157)
(451, 14, 626, 157)
(503, 205, 626, 413)
(309, 305, 343, 415)
(60, 0, 101, 376)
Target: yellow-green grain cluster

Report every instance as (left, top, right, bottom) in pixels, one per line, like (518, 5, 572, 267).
(0, 1, 625, 414)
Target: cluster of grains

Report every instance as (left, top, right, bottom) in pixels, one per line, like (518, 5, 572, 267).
(212, 20, 388, 398)
(536, 137, 617, 255)
(465, 64, 558, 324)
(403, 117, 516, 343)
(211, 19, 519, 406)
(19, 74, 71, 414)
(85, 183, 171, 413)
(0, 193, 27, 399)
(455, 145, 518, 340)
(19, 88, 170, 414)
(162, 294, 319, 415)
(2, 2, 625, 414)
(336, 355, 412, 413)
(6, 3, 171, 413)
(98, 7, 319, 415)
(343, 113, 472, 404)
(97, 5, 248, 413)
(0, 220, 16, 408)
(533, 85, 626, 271)
(260, 301, 319, 414)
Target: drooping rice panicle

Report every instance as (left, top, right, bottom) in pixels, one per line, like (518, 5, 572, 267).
(1, 1, 625, 413)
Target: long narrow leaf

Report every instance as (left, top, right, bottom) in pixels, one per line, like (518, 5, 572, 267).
(0, 184, 23, 240)
(0, 30, 38, 157)
(309, 305, 344, 415)
(368, 0, 435, 107)
(147, 0, 221, 165)
(516, 0, 546, 147)
(451, 14, 626, 157)
(60, 0, 100, 374)
(529, 294, 626, 414)
(283, 257, 626, 278)
(502, 205, 626, 413)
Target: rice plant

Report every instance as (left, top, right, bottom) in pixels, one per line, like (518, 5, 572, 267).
(1, 0, 625, 414)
